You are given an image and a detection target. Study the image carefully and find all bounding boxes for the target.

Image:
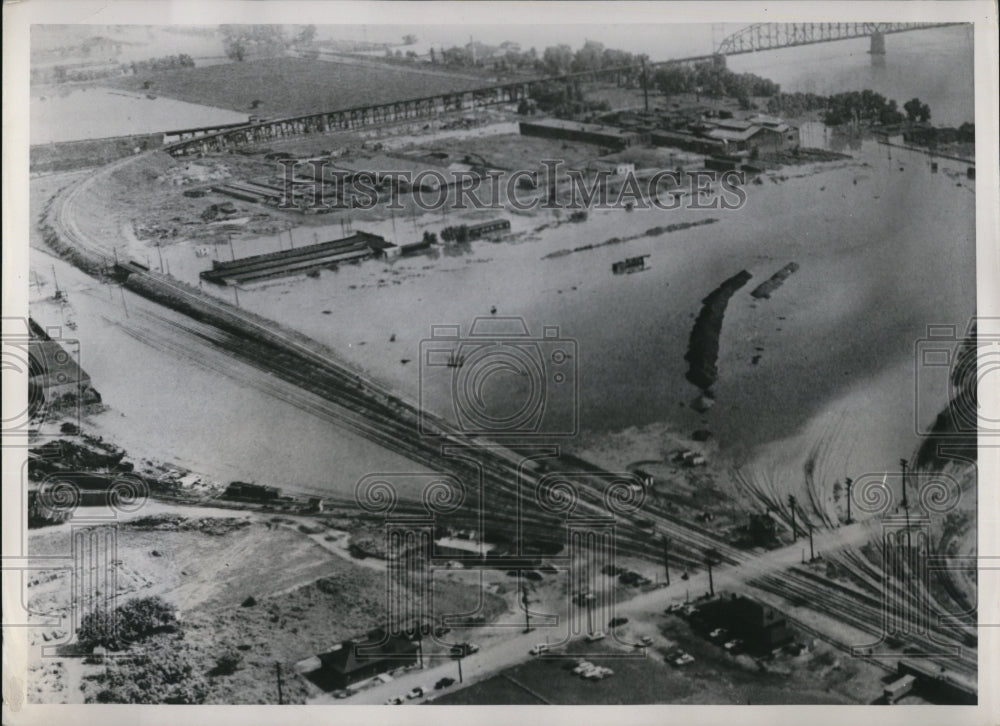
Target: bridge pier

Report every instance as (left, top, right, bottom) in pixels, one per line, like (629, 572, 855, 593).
(870, 31, 886, 55)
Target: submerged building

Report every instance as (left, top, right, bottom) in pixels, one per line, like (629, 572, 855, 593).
(200, 231, 394, 284)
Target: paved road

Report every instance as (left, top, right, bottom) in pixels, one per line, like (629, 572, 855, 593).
(317, 518, 882, 705)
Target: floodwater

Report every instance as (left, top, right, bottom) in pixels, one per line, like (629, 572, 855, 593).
(173, 136, 973, 487)
(31, 25, 977, 498)
(30, 87, 248, 145)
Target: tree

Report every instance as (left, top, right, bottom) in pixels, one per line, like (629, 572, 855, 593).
(91, 641, 209, 704)
(654, 65, 694, 95)
(77, 596, 178, 651)
(543, 44, 574, 76)
(297, 25, 317, 45)
(904, 97, 931, 123)
(572, 40, 605, 73)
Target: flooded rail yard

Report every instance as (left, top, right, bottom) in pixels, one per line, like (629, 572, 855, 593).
(13, 15, 989, 715)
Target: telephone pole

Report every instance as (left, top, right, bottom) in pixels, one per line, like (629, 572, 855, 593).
(788, 494, 798, 539)
(641, 57, 649, 113)
(900, 459, 911, 548)
(845, 477, 853, 524)
(807, 520, 815, 561)
(522, 585, 532, 633)
(275, 662, 284, 705)
(662, 535, 671, 586)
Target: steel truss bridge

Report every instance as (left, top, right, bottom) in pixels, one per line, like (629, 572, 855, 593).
(716, 22, 963, 55)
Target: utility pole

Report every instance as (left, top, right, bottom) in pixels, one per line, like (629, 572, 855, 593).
(522, 585, 532, 633)
(900, 459, 911, 549)
(705, 549, 719, 598)
(788, 494, 798, 539)
(228, 233, 236, 261)
(641, 57, 649, 113)
(119, 286, 129, 318)
(456, 655, 464, 684)
(662, 535, 671, 586)
(156, 242, 164, 272)
(275, 662, 284, 705)
(808, 521, 815, 561)
(845, 477, 853, 524)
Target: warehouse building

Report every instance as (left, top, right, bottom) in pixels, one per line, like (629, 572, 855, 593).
(519, 118, 640, 150)
(200, 231, 390, 284)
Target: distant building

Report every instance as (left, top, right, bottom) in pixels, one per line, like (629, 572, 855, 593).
(316, 633, 419, 689)
(697, 595, 795, 652)
(201, 231, 388, 284)
(519, 118, 639, 150)
(223, 481, 280, 502)
(465, 218, 511, 240)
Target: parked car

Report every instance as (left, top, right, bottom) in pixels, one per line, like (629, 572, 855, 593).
(608, 617, 629, 628)
(709, 628, 728, 641)
(529, 643, 550, 656)
(406, 687, 425, 700)
(434, 625, 452, 637)
(333, 689, 353, 699)
(665, 603, 684, 614)
(673, 653, 695, 666)
(639, 635, 654, 646)
(385, 697, 403, 705)
(724, 639, 744, 653)
(450, 642, 479, 657)
(435, 677, 456, 690)
(585, 632, 606, 642)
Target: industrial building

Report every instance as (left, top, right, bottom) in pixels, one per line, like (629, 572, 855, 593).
(519, 118, 640, 150)
(312, 631, 419, 690)
(466, 218, 511, 239)
(701, 116, 800, 154)
(695, 595, 796, 653)
(200, 231, 393, 284)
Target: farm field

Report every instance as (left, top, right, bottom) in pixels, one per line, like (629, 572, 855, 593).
(108, 57, 491, 118)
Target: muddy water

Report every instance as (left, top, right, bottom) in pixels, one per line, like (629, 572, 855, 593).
(178, 138, 973, 488)
(30, 87, 248, 145)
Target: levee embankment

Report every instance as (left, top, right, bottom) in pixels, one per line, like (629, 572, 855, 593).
(685, 270, 753, 391)
(31, 133, 165, 173)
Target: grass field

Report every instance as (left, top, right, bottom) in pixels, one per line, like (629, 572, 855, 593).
(109, 57, 487, 118)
